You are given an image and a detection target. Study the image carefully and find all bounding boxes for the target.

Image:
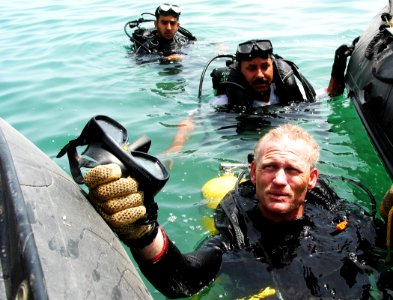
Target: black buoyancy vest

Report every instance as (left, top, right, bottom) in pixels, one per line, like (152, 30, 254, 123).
(213, 179, 390, 300)
(210, 55, 316, 108)
(214, 179, 370, 248)
(132, 29, 191, 55)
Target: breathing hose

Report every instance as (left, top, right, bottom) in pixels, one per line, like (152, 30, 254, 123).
(198, 54, 235, 99)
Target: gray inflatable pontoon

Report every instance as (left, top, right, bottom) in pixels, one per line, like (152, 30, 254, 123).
(345, 1, 393, 179)
(0, 118, 152, 300)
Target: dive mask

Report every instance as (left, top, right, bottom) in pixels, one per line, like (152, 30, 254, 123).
(57, 115, 169, 223)
(236, 39, 273, 61)
(155, 3, 181, 18)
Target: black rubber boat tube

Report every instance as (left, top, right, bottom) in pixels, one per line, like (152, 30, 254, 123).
(0, 127, 48, 300)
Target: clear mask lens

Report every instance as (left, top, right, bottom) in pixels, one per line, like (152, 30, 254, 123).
(237, 40, 272, 54)
(159, 3, 181, 14)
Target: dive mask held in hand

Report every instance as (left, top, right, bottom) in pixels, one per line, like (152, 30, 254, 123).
(57, 115, 170, 224)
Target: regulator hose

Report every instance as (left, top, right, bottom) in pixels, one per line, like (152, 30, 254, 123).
(198, 54, 235, 99)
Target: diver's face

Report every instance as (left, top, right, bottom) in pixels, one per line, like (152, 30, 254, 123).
(250, 138, 318, 222)
(155, 15, 179, 40)
(240, 57, 274, 94)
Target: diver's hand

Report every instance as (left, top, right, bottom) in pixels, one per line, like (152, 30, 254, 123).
(327, 44, 354, 96)
(331, 44, 353, 80)
(84, 164, 158, 247)
(335, 44, 353, 60)
(159, 53, 182, 64)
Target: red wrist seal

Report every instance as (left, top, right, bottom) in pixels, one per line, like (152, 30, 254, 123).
(151, 227, 168, 263)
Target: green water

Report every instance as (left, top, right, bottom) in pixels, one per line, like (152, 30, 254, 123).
(1, 0, 392, 298)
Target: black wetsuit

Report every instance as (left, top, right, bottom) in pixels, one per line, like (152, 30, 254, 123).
(133, 29, 191, 57)
(210, 56, 316, 112)
(133, 180, 390, 299)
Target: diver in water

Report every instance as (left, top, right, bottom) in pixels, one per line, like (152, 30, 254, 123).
(125, 3, 196, 62)
(209, 39, 316, 112)
(83, 124, 392, 299)
(164, 39, 317, 154)
(164, 39, 352, 154)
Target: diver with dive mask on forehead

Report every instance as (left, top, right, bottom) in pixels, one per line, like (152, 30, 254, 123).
(207, 39, 316, 112)
(163, 39, 317, 155)
(165, 38, 350, 155)
(124, 3, 196, 63)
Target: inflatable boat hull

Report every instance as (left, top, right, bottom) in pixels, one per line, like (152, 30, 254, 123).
(0, 118, 152, 299)
(345, 3, 393, 178)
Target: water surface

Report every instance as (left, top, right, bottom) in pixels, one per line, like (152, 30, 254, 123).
(1, 0, 391, 298)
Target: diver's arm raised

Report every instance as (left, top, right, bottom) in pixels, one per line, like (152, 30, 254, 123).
(83, 163, 224, 298)
(326, 43, 354, 96)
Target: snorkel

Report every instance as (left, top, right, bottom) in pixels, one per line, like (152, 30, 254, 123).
(57, 115, 169, 224)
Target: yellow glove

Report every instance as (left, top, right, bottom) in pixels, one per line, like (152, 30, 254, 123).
(381, 184, 393, 221)
(84, 163, 158, 246)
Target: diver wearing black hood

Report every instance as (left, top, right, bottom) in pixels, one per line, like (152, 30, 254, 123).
(210, 40, 316, 112)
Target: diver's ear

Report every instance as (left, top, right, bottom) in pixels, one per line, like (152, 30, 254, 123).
(308, 167, 319, 190)
(250, 161, 257, 184)
(154, 20, 158, 28)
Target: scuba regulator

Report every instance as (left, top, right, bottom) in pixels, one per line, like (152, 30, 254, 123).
(124, 13, 156, 53)
(57, 115, 169, 224)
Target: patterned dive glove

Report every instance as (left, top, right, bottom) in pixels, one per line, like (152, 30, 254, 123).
(83, 163, 158, 248)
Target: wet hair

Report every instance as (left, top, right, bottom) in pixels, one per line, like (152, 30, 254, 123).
(253, 124, 320, 167)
